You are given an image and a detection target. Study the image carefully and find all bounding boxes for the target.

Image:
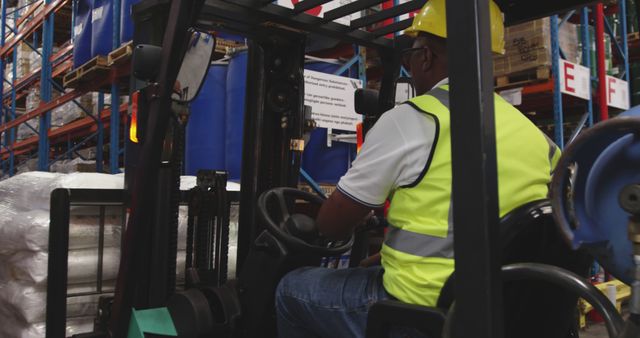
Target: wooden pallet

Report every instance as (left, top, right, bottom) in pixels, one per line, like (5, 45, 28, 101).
(495, 66, 551, 89)
(108, 41, 134, 66)
(63, 55, 109, 88)
(215, 38, 245, 54)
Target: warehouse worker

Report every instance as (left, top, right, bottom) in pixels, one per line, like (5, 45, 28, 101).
(276, 0, 561, 337)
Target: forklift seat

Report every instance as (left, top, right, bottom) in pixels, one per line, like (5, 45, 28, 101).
(366, 199, 592, 338)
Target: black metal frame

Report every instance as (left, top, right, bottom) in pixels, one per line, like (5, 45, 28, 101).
(116, 1, 602, 337)
(446, 2, 502, 337)
(45, 187, 242, 338)
(186, 170, 232, 287)
(46, 189, 125, 338)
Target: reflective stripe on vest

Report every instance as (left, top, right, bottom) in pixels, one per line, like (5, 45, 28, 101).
(385, 224, 453, 259)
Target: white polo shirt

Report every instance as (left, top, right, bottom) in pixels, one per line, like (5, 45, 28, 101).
(336, 78, 449, 207)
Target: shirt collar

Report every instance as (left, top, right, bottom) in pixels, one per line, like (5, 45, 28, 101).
(431, 77, 449, 90)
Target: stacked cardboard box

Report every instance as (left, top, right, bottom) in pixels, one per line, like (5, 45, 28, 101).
(51, 92, 94, 129)
(16, 89, 40, 141)
(4, 65, 13, 92)
(16, 42, 32, 79)
(494, 18, 580, 78)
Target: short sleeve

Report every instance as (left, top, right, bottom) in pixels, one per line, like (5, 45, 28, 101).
(337, 104, 438, 207)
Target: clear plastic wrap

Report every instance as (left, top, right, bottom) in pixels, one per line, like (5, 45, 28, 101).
(0, 172, 124, 212)
(14, 317, 95, 338)
(0, 247, 120, 285)
(0, 209, 122, 253)
(0, 281, 106, 324)
(0, 172, 60, 211)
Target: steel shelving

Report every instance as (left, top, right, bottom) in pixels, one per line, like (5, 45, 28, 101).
(537, 1, 631, 148)
(0, 0, 127, 178)
(487, 2, 633, 149)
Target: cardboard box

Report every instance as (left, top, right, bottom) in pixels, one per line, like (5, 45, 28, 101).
(494, 18, 579, 77)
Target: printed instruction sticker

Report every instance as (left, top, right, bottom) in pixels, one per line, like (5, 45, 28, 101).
(304, 69, 363, 131)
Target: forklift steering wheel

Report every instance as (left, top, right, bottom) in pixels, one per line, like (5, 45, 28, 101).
(257, 187, 354, 256)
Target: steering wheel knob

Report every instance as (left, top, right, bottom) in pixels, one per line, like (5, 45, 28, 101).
(285, 214, 318, 242)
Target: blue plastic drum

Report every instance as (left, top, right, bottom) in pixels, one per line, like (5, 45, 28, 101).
(225, 51, 248, 182)
(185, 65, 228, 175)
(73, 0, 93, 68)
(90, 0, 113, 57)
(119, 0, 140, 43)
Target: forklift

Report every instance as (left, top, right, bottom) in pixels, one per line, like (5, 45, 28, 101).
(48, 1, 640, 337)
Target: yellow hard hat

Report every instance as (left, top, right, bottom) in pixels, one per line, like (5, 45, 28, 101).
(404, 0, 505, 55)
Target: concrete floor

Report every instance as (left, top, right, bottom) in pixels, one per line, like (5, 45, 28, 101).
(581, 322, 607, 338)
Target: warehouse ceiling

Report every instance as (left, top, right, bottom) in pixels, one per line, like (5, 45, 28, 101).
(496, 0, 600, 25)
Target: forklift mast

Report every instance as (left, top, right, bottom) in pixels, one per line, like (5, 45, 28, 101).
(114, 1, 603, 338)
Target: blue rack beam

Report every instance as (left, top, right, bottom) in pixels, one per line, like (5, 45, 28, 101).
(620, 0, 630, 84)
(551, 14, 564, 148)
(110, 0, 121, 174)
(581, 7, 594, 127)
(38, 0, 54, 171)
(1, 0, 7, 176)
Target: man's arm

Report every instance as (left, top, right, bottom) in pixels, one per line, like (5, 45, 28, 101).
(316, 189, 372, 240)
(315, 104, 436, 240)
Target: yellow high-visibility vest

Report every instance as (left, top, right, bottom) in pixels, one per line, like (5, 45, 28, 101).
(381, 85, 560, 306)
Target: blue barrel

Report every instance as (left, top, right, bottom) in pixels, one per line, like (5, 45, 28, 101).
(119, 0, 140, 43)
(302, 61, 357, 184)
(225, 51, 248, 181)
(305, 60, 342, 74)
(73, 0, 93, 68)
(217, 32, 245, 43)
(91, 0, 113, 57)
(185, 64, 228, 175)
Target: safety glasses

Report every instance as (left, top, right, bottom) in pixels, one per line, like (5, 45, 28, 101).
(400, 46, 428, 72)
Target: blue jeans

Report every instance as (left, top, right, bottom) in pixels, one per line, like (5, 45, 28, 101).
(275, 266, 427, 338)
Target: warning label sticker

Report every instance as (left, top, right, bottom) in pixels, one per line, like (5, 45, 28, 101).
(303, 69, 363, 131)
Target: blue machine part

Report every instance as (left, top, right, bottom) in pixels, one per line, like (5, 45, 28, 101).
(551, 106, 640, 285)
(73, 0, 93, 68)
(90, 0, 113, 57)
(185, 65, 228, 175)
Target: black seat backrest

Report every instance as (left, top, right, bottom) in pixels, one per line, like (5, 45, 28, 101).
(437, 199, 592, 338)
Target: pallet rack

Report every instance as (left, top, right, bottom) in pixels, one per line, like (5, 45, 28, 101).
(510, 2, 632, 149)
(0, 0, 127, 177)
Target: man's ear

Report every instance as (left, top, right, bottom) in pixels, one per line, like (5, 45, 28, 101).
(420, 46, 434, 73)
